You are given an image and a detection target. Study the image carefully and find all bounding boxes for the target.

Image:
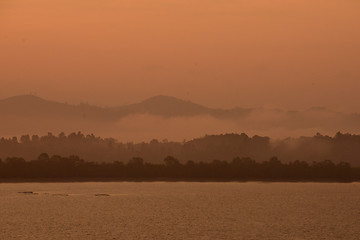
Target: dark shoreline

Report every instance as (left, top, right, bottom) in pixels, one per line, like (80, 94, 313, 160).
(2, 154, 359, 183)
(1, 177, 359, 183)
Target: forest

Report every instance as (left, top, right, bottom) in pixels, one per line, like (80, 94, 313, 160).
(1, 132, 360, 166)
(0, 153, 359, 181)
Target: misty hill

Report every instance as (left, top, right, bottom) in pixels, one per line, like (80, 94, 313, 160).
(1, 94, 354, 120)
(0, 94, 360, 139)
(0, 95, 113, 121)
(0, 94, 251, 119)
(114, 95, 211, 117)
(112, 95, 252, 118)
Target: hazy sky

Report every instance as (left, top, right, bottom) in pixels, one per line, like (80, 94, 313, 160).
(1, 0, 359, 111)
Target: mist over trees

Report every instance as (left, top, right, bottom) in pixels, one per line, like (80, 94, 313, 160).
(2, 95, 360, 141)
(1, 132, 360, 166)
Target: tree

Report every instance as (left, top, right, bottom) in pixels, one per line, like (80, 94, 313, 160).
(128, 157, 144, 166)
(38, 153, 50, 161)
(20, 135, 31, 144)
(164, 156, 179, 166)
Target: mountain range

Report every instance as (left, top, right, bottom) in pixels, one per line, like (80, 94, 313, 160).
(0, 94, 252, 120)
(0, 94, 359, 140)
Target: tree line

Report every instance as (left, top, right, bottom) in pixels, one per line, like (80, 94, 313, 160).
(1, 131, 360, 166)
(0, 153, 359, 181)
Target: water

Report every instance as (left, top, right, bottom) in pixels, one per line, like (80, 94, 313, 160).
(0, 182, 359, 240)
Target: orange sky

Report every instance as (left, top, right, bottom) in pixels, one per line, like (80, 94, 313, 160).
(1, 0, 359, 111)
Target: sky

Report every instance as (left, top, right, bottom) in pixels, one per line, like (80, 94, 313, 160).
(1, 0, 360, 112)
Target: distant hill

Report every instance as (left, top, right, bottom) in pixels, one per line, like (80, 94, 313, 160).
(113, 95, 212, 117)
(0, 94, 253, 120)
(0, 94, 360, 139)
(112, 95, 252, 118)
(0, 95, 112, 121)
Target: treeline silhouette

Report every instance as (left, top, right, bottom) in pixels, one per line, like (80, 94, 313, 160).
(0, 154, 359, 181)
(1, 132, 360, 166)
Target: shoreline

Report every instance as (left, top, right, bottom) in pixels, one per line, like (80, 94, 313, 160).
(1, 177, 359, 184)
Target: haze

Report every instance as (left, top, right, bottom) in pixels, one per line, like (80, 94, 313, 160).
(1, 0, 360, 111)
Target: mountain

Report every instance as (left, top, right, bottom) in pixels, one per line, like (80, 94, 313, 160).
(113, 95, 253, 118)
(0, 94, 360, 139)
(0, 95, 112, 121)
(0, 94, 253, 120)
(113, 95, 212, 117)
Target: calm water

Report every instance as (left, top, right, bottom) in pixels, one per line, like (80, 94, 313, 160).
(0, 182, 359, 240)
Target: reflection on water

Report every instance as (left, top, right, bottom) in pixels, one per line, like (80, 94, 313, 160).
(1, 182, 359, 240)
